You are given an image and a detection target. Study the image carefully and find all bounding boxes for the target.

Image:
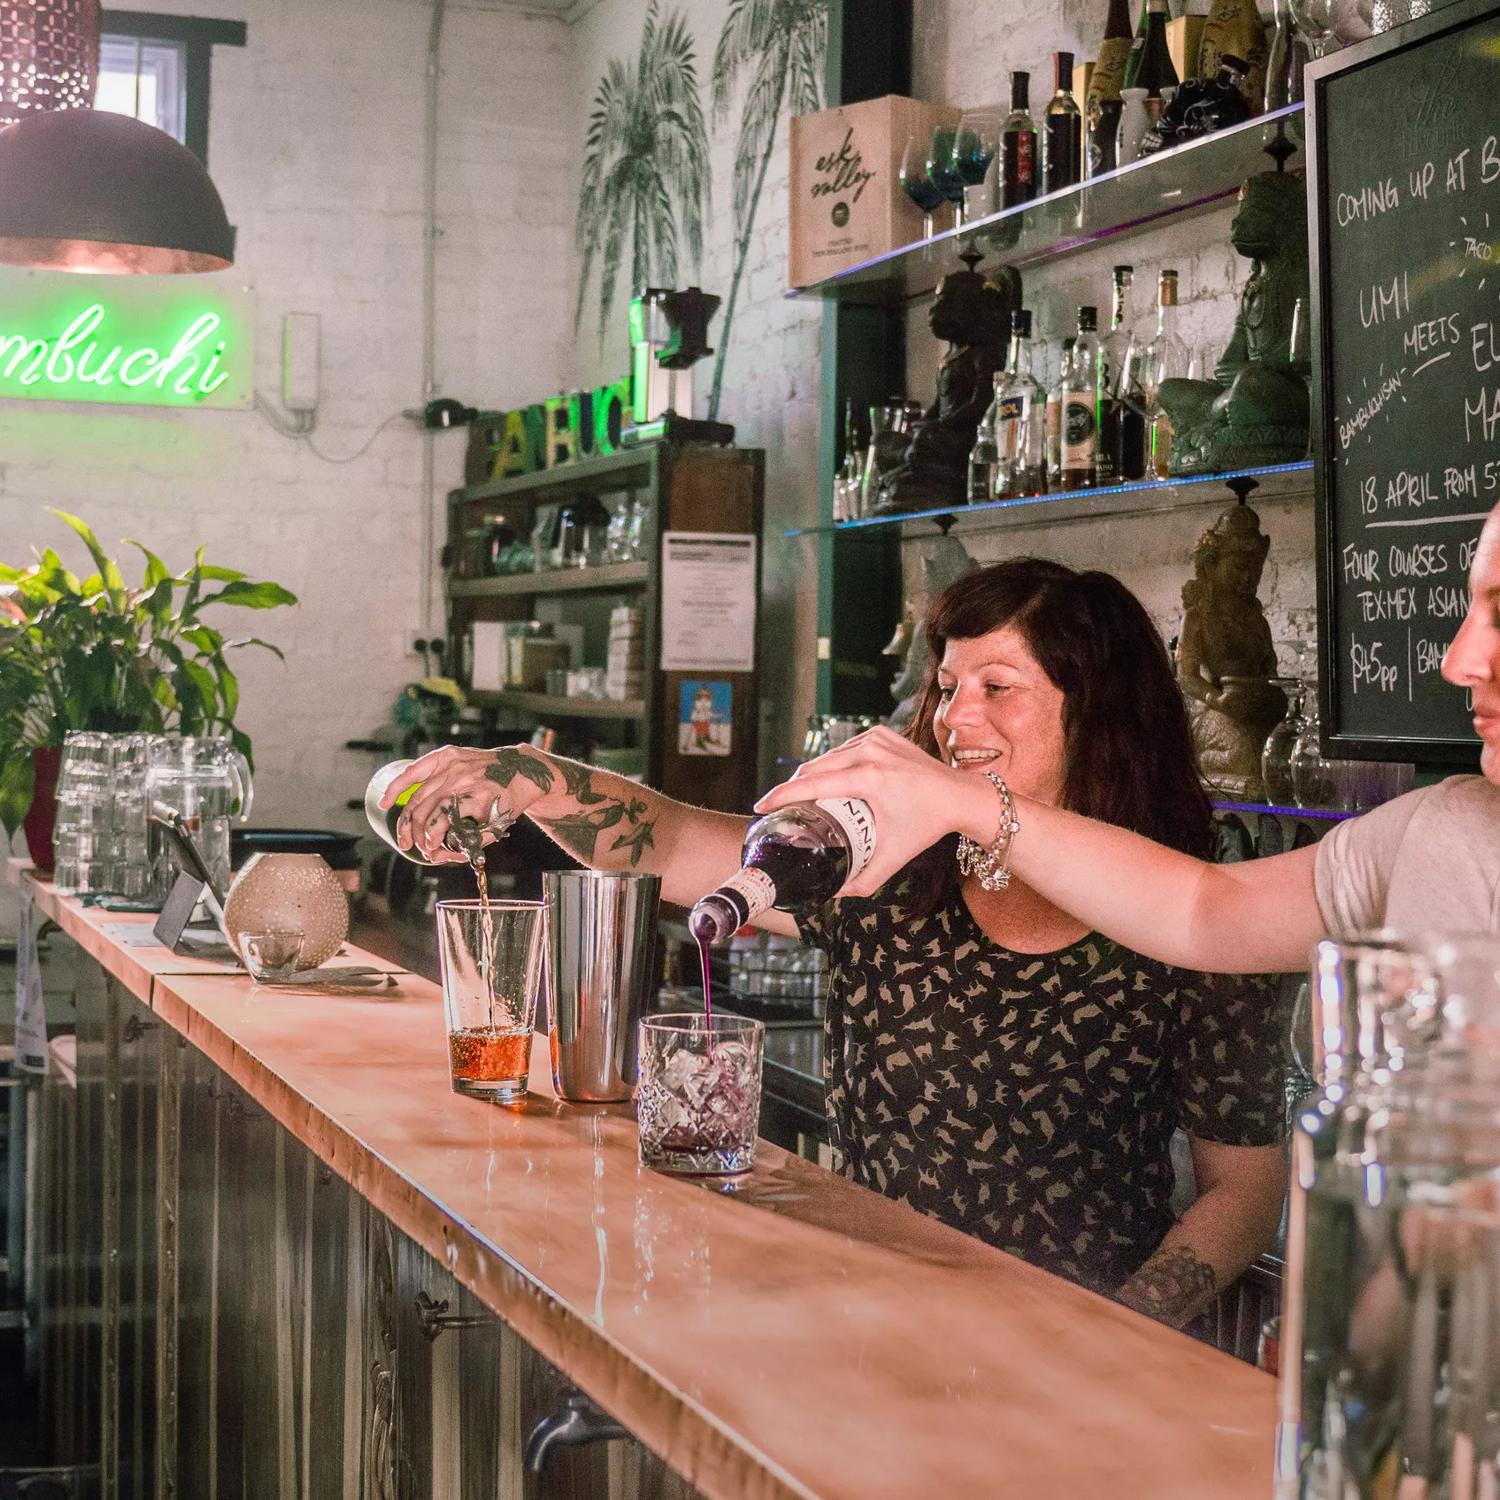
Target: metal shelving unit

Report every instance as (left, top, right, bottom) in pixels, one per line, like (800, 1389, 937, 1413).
(467, 690, 645, 720)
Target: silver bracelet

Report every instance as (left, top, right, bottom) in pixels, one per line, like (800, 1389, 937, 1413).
(956, 771, 1021, 892)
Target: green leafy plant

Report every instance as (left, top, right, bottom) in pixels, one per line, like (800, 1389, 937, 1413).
(0, 509, 297, 838)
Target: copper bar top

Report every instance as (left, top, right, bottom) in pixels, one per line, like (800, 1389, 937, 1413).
(31, 877, 1277, 1500)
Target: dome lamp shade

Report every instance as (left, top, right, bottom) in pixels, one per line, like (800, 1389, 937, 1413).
(0, 107, 236, 273)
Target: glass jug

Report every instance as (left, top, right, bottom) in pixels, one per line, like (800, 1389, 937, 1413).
(144, 735, 254, 900)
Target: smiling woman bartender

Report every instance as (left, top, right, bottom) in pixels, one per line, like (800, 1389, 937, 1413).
(385, 559, 1287, 1330)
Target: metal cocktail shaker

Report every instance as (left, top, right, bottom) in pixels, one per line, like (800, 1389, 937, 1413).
(544, 871, 660, 1102)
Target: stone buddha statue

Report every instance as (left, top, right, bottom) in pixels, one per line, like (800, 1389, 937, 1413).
(877, 262, 1019, 514)
(1175, 499, 1287, 799)
(1157, 170, 1310, 476)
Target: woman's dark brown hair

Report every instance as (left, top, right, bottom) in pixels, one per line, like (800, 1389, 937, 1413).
(899, 557, 1213, 908)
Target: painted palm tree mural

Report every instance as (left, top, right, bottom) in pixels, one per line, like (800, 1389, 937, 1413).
(575, 0, 711, 347)
(707, 0, 828, 420)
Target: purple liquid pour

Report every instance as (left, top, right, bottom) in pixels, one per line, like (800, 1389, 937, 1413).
(697, 930, 714, 1026)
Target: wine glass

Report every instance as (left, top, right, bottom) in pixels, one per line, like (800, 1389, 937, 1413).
(955, 109, 1001, 217)
(926, 124, 966, 227)
(899, 133, 946, 241)
(1288, 0, 1336, 60)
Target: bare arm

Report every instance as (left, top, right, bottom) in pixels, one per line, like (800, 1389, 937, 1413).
(754, 726, 1328, 973)
(1116, 1137, 1285, 1330)
(382, 744, 801, 934)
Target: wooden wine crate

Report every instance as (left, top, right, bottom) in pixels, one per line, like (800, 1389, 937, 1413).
(788, 94, 960, 289)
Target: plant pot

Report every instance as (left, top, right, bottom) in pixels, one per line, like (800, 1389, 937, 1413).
(22, 745, 63, 872)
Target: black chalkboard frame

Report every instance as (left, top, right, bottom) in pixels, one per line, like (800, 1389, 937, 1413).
(1307, 0, 1494, 766)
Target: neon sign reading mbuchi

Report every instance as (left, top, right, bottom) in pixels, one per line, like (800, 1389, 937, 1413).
(0, 269, 254, 409)
(0, 304, 230, 399)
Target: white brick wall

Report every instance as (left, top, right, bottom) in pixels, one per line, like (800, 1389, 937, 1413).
(0, 0, 575, 846)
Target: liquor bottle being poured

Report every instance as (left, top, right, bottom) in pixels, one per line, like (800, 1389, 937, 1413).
(688, 797, 877, 948)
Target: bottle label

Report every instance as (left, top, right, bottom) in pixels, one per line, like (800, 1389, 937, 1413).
(814, 797, 877, 879)
(1090, 36, 1132, 105)
(714, 867, 778, 927)
(1063, 396, 1096, 451)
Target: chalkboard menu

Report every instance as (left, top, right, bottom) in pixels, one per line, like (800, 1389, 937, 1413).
(1309, 0, 1498, 763)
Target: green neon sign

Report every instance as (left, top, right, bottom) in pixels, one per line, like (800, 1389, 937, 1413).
(0, 269, 253, 409)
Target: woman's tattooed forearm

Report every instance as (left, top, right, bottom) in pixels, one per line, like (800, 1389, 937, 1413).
(1115, 1246, 1219, 1329)
(498, 752, 657, 867)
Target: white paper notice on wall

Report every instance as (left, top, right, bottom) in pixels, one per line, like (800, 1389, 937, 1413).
(659, 532, 757, 673)
(15, 883, 47, 1075)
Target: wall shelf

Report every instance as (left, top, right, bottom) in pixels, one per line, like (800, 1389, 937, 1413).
(454, 446, 659, 508)
(447, 562, 649, 600)
(786, 461, 1315, 539)
(788, 104, 1304, 305)
(468, 691, 645, 720)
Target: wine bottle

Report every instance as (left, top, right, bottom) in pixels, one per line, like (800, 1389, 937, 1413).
(365, 760, 515, 866)
(688, 799, 877, 946)
(1135, 0, 1180, 99)
(1041, 51, 1082, 194)
(1122, 0, 1150, 90)
(1001, 71, 1037, 208)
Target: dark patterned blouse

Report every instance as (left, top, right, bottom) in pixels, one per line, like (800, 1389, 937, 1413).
(798, 873, 1285, 1297)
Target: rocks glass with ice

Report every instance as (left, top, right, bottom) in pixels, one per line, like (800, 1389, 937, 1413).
(435, 899, 547, 1104)
(636, 1014, 764, 1175)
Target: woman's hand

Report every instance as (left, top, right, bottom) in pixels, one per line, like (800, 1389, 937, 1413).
(753, 726, 996, 897)
(378, 745, 555, 862)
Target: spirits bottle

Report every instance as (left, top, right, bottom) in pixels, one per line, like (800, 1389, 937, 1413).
(1098, 266, 1147, 483)
(995, 309, 1048, 498)
(968, 378, 1002, 504)
(1041, 51, 1082, 194)
(1060, 307, 1101, 492)
(365, 760, 515, 866)
(1200, 0, 1268, 110)
(1135, 0, 1180, 100)
(1045, 336, 1076, 489)
(1001, 71, 1037, 208)
(1144, 269, 1187, 478)
(1089, 0, 1134, 176)
(688, 799, 877, 945)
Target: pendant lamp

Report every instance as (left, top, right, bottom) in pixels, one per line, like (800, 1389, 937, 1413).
(0, 0, 234, 273)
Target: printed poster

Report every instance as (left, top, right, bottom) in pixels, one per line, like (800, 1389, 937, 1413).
(660, 531, 756, 672)
(678, 680, 733, 756)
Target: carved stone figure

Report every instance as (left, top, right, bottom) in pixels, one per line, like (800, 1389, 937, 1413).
(1176, 500, 1287, 799)
(878, 262, 1019, 514)
(1157, 171, 1310, 476)
(885, 533, 976, 729)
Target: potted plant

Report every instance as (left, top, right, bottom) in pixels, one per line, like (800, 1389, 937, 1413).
(0, 510, 297, 866)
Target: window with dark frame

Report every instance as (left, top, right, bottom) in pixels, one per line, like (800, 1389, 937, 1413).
(95, 10, 247, 165)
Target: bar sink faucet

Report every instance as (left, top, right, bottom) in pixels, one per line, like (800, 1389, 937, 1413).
(523, 1387, 629, 1473)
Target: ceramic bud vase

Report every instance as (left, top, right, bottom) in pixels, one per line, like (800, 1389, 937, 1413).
(1116, 89, 1151, 168)
(223, 852, 350, 969)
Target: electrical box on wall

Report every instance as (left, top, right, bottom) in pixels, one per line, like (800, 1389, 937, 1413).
(281, 312, 320, 413)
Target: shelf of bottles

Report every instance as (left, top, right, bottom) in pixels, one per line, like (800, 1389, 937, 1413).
(784, 459, 1314, 539)
(787, 103, 1303, 306)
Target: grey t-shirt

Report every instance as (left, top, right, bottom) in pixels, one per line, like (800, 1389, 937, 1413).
(1314, 776, 1500, 937)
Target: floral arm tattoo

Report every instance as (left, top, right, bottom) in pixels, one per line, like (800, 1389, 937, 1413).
(1115, 1246, 1219, 1330)
(484, 748, 659, 869)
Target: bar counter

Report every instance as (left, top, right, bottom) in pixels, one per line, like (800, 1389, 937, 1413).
(28, 876, 1277, 1499)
